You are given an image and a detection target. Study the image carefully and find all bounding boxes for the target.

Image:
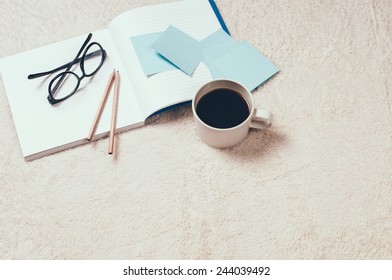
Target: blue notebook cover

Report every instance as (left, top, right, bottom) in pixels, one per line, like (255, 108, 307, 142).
(208, 0, 230, 35)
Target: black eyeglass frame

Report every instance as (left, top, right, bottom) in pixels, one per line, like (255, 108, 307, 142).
(28, 33, 107, 105)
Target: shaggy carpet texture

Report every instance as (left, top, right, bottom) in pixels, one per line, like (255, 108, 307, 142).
(0, 0, 391, 259)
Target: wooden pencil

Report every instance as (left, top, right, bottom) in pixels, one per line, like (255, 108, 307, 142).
(87, 70, 115, 141)
(108, 71, 120, 155)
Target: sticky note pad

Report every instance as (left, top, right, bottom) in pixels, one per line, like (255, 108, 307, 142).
(202, 41, 237, 64)
(201, 29, 237, 78)
(200, 29, 237, 78)
(152, 26, 203, 76)
(214, 41, 279, 91)
(130, 32, 178, 76)
(202, 47, 226, 78)
(201, 28, 235, 50)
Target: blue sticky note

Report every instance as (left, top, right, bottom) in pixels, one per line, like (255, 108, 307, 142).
(130, 32, 177, 76)
(201, 29, 237, 78)
(202, 47, 226, 78)
(152, 26, 203, 76)
(202, 41, 237, 64)
(214, 41, 279, 91)
(201, 28, 235, 49)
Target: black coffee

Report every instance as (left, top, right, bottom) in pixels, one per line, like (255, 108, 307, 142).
(196, 88, 250, 129)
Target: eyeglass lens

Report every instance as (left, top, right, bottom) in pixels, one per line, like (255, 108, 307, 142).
(49, 72, 80, 101)
(81, 43, 105, 77)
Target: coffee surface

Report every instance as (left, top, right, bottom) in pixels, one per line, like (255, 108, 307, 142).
(196, 89, 250, 129)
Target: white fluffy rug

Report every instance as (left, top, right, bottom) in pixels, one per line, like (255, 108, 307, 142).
(1, 0, 391, 259)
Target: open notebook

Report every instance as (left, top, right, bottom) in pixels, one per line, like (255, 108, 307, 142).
(0, 0, 228, 161)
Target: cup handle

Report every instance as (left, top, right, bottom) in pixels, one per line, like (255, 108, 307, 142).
(250, 109, 273, 129)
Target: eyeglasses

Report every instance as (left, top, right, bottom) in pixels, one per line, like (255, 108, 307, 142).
(28, 33, 107, 105)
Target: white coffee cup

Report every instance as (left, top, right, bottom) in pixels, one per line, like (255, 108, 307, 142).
(192, 79, 273, 148)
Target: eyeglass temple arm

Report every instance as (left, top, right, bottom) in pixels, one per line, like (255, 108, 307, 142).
(27, 49, 101, 80)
